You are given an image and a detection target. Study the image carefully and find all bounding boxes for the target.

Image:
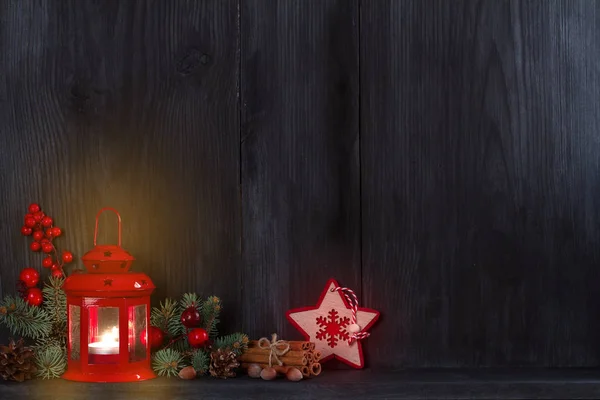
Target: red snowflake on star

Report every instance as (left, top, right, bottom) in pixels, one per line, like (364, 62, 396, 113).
(315, 309, 350, 347)
(286, 278, 380, 369)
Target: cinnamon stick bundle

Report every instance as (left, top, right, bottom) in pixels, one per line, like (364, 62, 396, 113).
(244, 348, 310, 359)
(310, 363, 322, 376)
(239, 352, 308, 366)
(248, 340, 313, 352)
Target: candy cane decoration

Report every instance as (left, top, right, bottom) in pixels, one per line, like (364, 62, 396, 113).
(331, 286, 370, 344)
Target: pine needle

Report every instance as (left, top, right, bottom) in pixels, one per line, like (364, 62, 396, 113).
(42, 277, 66, 327)
(150, 298, 183, 338)
(35, 344, 67, 379)
(0, 296, 52, 339)
(214, 333, 249, 356)
(191, 349, 210, 375)
(180, 293, 202, 311)
(201, 296, 221, 339)
(152, 348, 185, 377)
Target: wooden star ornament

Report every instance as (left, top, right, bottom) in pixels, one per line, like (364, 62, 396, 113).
(286, 278, 380, 369)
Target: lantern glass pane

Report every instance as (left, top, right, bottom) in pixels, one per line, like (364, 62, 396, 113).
(88, 306, 119, 364)
(69, 305, 80, 361)
(129, 304, 147, 362)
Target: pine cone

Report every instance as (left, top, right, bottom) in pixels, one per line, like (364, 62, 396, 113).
(0, 338, 37, 382)
(209, 348, 240, 379)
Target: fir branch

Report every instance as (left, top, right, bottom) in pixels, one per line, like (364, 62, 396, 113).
(41, 277, 67, 347)
(201, 296, 221, 339)
(191, 349, 210, 375)
(180, 293, 202, 311)
(213, 333, 249, 356)
(170, 335, 190, 353)
(152, 348, 185, 377)
(35, 344, 67, 379)
(0, 296, 51, 339)
(162, 332, 190, 353)
(150, 298, 182, 338)
(42, 277, 66, 326)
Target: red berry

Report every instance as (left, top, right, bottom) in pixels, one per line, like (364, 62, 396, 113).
(30, 242, 41, 252)
(45, 228, 54, 238)
(33, 211, 45, 223)
(42, 257, 54, 268)
(42, 242, 54, 253)
(62, 251, 73, 263)
(24, 217, 36, 228)
(51, 265, 64, 278)
(21, 226, 32, 236)
(26, 287, 43, 307)
(51, 227, 62, 237)
(32, 231, 45, 242)
(19, 267, 40, 288)
(187, 328, 209, 348)
(28, 203, 41, 214)
(180, 307, 202, 328)
(40, 238, 50, 244)
(141, 326, 165, 349)
(41, 216, 53, 228)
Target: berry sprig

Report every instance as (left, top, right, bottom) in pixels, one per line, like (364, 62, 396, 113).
(19, 203, 74, 306)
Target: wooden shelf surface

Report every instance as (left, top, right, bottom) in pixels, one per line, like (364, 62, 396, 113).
(2, 369, 600, 399)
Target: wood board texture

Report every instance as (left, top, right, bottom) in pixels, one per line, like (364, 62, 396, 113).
(240, 0, 361, 343)
(0, 0, 599, 369)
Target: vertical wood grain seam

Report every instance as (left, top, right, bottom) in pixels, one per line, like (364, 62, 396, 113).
(237, 0, 244, 331)
(358, 0, 363, 300)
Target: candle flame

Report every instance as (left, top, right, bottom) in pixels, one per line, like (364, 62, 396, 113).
(100, 326, 119, 343)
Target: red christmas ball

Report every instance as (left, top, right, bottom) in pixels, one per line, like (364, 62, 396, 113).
(41, 216, 53, 228)
(19, 268, 40, 288)
(62, 251, 74, 263)
(32, 231, 45, 242)
(51, 227, 62, 237)
(187, 328, 209, 348)
(28, 203, 41, 214)
(140, 326, 165, 349)
(51, 265, 64, 278)
(42, 256, 54, 268)
(26, 287, 43, 307)
(30, 241, 41, 252)
(180, 307, 202, 328)
(21, 226, 32, 236)
(33, 211, 45, 223)
(42, 242, 54, 253)
(24, 217, 36, 228)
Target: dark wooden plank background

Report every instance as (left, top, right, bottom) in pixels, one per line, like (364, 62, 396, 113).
(361, 0, 600, 367)
(1, 0, 600, 369)
(240, 0, 360, 343)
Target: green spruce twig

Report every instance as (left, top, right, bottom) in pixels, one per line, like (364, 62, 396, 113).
(150, 298, 182, 338)
(201, 296, 221, 339)
(0, 296, 51, 339)
(191, 349, 210, 375)
(35, 344, 67, 379)
(214, 333, 249, 356)
(152, 348, 185, 377)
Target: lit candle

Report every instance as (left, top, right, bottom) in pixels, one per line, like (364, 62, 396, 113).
(89, 326, 119, 355)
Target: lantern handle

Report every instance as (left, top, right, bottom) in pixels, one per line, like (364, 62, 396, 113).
(93, 207, 122, 247)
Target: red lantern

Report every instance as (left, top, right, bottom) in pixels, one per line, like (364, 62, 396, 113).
(62, 208, 156, 382)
